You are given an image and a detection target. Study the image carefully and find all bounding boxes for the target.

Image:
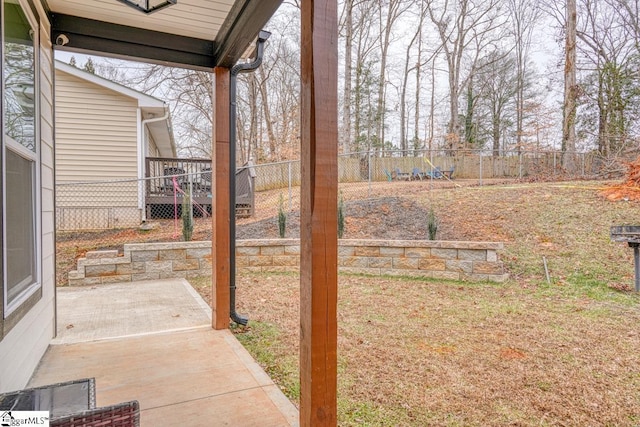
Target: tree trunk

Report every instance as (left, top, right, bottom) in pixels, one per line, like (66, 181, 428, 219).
(428, 0, 502, 154)
(248, 74, 260, 163)
(400, 13, 421, 154)
(492, 111, 501, 156)
(509, 0, 533, 152)
(464, 79, 474, 148)
(257, 67, 277, 160)
(342, 0, 353, 154)
(377, 0, 405, 150)
(447, 69, 460, 150)
(354, 64, 362, 152)
(376, 6, 390, 149)
(562, 0, 577, 172)
(428, 59, 436, 151)
(400, 75, 408, 152)
(414, 20, 423, 150)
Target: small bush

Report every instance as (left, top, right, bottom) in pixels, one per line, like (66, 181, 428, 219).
(338, 192, 345, 238)
(182, 187, 193, 241)
(427, 207, 438, 240)
(278, 193, 287, 238)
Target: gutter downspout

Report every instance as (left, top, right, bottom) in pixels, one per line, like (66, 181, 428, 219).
(229, 30, 271, 326)
(140, 105, 170, 221)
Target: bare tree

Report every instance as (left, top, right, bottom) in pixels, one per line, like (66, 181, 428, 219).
(261, 27, 302, 160)
(376, 0, 413, 150)
(562, 0, 577, 171)
(427, 59, 437, 150)
(413, 14, 424, 151)
(613, 0, 640, 50)
(507, 0, 541, 152)
(474, 51, 518, 155)
(352, 0, 381, 152)
(123, 65, 216, 158)
(340, 0, 354, 153)
(236, 72, 261, 163)
(245, 22, 301, 163)
(427, 0, 506, 151)
(257, 66, 277, 158)
(575, 0, 640, 156)
(399, 7, 425, 153)
(395, 0, 443, 155)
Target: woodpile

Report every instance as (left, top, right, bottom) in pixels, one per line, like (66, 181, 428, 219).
(601, 156, 640, 201)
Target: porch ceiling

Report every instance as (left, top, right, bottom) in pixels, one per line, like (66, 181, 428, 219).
(44, 0, 282, 69)
(46, 0, 232, 40)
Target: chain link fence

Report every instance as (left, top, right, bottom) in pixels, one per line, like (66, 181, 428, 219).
(251, 148, 601, 213)
(56, 173, 208, 232)
(56, 149, 603, 234)
(55, 148, 616, 285)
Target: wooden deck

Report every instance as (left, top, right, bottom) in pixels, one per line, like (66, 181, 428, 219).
(145, 157, 254, 218)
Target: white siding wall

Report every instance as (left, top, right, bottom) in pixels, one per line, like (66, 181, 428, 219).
(147, 130, 160, 158)
(55, 70, 141, 229)
(55, 71, 139, 182)
(0, 11, 56, 392)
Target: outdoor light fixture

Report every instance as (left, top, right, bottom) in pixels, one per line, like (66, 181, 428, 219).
(116, 0, 177, 14)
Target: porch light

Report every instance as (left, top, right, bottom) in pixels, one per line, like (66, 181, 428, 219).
(116, 0, 177, 14)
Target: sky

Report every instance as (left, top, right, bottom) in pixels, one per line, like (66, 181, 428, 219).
(52, 4, 565, 151)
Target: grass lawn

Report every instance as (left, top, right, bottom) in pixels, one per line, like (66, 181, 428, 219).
(191, 181, 640, 426)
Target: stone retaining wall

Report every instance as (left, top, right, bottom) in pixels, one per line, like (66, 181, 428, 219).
(68, 239, 508, 286)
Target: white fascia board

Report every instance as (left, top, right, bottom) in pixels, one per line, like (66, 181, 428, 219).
(54, 60, 165, 108)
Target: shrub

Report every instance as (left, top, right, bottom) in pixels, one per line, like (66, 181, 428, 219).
(182, 187, 193, 241)
(338, 192, 345, 238)
(278, 193, 287, 238)
(427, 207, 438, 240)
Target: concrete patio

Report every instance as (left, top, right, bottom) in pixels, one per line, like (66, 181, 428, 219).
(28, 279, 299, 426)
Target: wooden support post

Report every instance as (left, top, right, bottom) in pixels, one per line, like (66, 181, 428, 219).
(212, 67, 231, 329)
(300, 0, 339, 425)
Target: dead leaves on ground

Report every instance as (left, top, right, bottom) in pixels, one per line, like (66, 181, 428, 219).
(601, 156, 640, 201)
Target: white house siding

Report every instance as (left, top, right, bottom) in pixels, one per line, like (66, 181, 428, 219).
(55, 70, 141, 229)
(0, 11, 56, 392)
(147, 129, 160, 158)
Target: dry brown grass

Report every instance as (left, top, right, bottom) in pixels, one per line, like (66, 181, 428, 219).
(218, 273, 640, 426)
(191, 181, 640, 426)
(57, 179, 640, 424)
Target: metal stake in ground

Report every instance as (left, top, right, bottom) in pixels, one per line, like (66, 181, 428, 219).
(610, 226, 640, 291)
(631, 242, 640, 292)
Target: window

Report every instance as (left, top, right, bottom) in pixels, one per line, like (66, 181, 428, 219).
(6, 150, 36, 303)
(2, 0, 40, 314)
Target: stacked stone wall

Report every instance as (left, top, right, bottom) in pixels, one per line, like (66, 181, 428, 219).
(68, 239, 508, 286)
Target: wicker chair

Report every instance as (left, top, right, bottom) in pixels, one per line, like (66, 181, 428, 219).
(1, 378, 139, 427)
(51, 400, 140, 427)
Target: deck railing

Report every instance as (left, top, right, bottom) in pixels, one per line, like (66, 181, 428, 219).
(145, 157, 212, 203)
(145, 157, 255, 218)
(145, 157, 212, 220)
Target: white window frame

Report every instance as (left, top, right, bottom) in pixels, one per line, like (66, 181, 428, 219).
(2, 0, 41, 316)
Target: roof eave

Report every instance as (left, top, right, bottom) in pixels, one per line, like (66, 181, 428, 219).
(55, 60, 166, 106)
(145, 113, 176, 158)
(49, 0, 283, 70)
(51, 14, 216, 71)
(213, 0, 283, 68)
